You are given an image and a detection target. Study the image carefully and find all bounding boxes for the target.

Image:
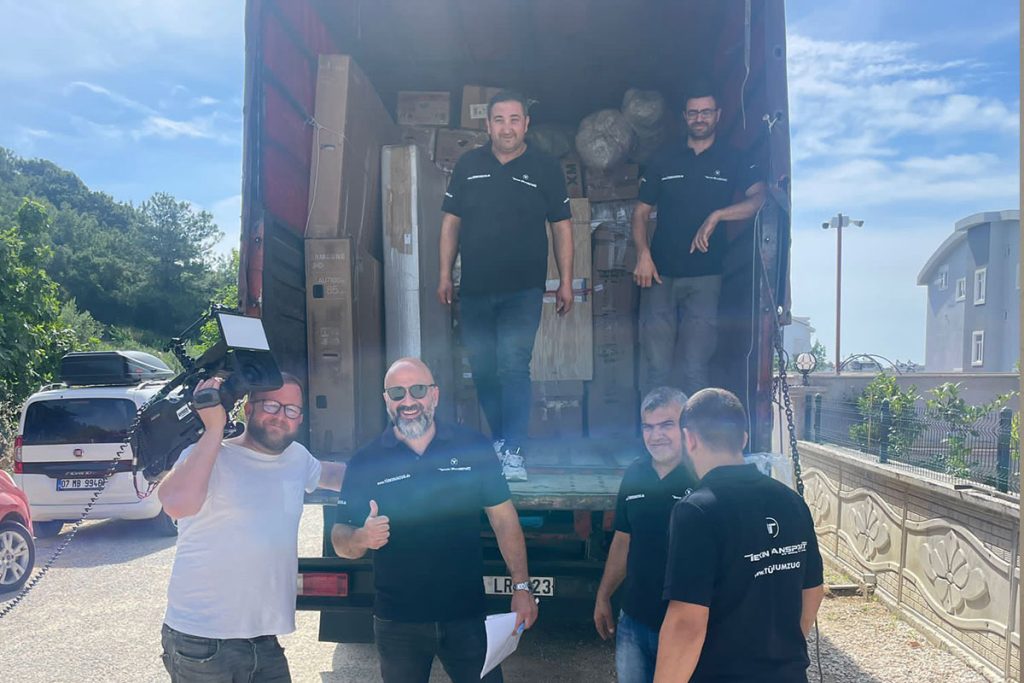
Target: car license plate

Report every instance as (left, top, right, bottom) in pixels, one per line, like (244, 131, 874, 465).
(57, 477, 106, 491)
(483, 576, 555, 597)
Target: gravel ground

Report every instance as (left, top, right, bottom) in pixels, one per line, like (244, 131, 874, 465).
(0, 507, 992, 682)
(808, 591, 990, 683)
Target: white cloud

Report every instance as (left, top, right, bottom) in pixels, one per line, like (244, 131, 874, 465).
(66, 80, 156, 115)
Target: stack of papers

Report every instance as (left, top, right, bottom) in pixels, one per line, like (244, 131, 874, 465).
(481, 612, 522, 678)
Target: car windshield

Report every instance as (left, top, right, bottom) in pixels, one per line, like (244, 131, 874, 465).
(23, 398, 136, 445)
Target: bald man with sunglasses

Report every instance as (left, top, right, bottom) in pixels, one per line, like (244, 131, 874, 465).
(332, 358, 536, 683)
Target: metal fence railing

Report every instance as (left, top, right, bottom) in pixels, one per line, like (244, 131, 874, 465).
(803, 396, 1020, 496)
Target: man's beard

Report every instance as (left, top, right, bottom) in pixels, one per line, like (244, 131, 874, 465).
(391, 405, 435, 439)
(247, 420, 296, 453)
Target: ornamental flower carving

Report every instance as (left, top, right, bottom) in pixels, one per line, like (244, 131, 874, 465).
(851, 500, 890, 560)
(921, 530, 989, 615)
(806, 478, 830, 525)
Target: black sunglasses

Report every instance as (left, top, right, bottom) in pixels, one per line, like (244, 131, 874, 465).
(384, 384, 436, 401)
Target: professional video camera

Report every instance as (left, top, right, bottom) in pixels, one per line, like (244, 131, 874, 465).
(131, 305, 283, 482)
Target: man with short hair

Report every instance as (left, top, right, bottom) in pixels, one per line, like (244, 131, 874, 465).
(438, 89, 575, 481)
(158, 373, 345, 682)
(593, 386, 696, 683)
(632, 83, 766, 397)
(654, 388, 824, 683)
(331, 357, 537, 683)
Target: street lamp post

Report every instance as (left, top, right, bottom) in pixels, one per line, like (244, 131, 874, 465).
(821, 213, 864, 374)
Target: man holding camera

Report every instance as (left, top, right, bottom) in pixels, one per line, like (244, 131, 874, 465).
(157, 374, 344, 682)
(332, 357, 537, 683)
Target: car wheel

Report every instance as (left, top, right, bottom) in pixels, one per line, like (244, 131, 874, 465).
(150, 510, 178, 537)
(32, 520, 64, 539)
(0, 521, 36, 594)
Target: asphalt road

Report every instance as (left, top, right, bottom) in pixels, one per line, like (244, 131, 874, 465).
(0, 506, 616, 682)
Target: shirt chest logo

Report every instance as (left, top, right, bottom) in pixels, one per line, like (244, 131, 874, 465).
(466, 174, 491, 181)
(704, 169, 728, 182)
(512, 174, 538, 188)
(437, 457, 472, 473)
(625, 493, 645, 502)
(377, 473, 412, 486)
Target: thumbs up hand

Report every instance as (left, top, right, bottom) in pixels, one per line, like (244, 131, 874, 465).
(359, 499, 390, 550)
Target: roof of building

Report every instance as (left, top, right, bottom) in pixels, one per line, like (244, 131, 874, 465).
(916, 210, 1019, 285)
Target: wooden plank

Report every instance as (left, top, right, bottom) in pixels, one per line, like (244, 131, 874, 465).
(531, 198, 593, 381)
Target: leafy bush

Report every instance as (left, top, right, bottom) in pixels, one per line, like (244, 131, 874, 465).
(849, 373, 923, 459)
(925, 382, 1015, 478)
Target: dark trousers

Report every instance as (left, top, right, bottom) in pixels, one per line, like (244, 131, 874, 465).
(160, 624, 290, 683)
(638, 275, 721, 398)
(458, 287, 543, 447)
(374, 616, 503, 683)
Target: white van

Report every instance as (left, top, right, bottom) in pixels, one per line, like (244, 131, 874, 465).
(13, 352, 178, 537)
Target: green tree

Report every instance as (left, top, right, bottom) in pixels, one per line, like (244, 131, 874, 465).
(925, 382, 1017, 478)
(849, 373, 923, 459)
(0, 199, 75, 400)
(810, 339, 833, 371)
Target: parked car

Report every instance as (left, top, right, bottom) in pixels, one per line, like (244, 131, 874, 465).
(0, 470, 35, 594)
(13, 351, 179, 538)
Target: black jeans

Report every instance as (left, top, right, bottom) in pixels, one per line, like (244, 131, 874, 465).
(160, 624, 291, 683)
(458, 287, 544, 448)
(373, 616, 502, 683)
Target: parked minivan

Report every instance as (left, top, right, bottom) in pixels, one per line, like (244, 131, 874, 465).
(13, 351, 178, 537)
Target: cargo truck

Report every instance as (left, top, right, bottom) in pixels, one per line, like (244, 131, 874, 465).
(238, 0, 792, 642)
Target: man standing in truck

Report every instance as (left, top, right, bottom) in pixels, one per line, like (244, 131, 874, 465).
(593, 386, 696, 683)
(331, 357, 537, 683)
(632, 82, 766, 397)
(438, 90, 575, 482)
(157, 374, 345, 683)
(654, 388, 824, 682)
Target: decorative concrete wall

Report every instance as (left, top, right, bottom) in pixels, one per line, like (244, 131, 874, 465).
(799, 442, 1020, 681)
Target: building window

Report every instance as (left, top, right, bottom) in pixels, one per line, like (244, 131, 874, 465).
(971, 331, 984, 366)
(973, 268, 987, 305)
(955, 277, 966, 301)
(936, 266, 948, 290)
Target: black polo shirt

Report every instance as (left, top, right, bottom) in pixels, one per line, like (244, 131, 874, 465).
(442, 144, 572, 295)
(614, 454, 697, 630)
(663, 464, 823, 682)
(638, 139, 762, 278)
(334, 421, 511, 622)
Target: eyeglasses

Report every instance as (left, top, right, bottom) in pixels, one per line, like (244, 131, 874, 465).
(252, 399, 302, 419)
(384, 384, 436, 401)
(685, 108, 718, 120)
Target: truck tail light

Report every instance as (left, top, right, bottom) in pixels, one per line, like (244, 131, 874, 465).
(297, 572, 349, 597)
(13, 435, 23, 473)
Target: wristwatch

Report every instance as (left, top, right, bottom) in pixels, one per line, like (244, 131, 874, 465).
(512, 581, 533, 594)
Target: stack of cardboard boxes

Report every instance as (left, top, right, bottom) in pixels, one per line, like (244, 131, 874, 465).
(304, 55, 398, 455)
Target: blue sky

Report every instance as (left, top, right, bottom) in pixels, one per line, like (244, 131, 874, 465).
(0, 1, 1019, 364)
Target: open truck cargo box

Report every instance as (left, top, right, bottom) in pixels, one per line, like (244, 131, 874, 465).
(239, 0, 792, 641)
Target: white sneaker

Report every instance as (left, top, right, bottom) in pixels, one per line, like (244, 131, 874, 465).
(500, 448, 528, 482)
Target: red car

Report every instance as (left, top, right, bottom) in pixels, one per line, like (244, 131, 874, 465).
(0, 470, 35, 594)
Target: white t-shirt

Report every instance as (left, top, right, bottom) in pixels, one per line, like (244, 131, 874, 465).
(163, 440, 322, 639)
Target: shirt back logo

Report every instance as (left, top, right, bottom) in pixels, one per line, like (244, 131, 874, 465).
(766, 517, 780, 538)
(450, 458, 458, 466)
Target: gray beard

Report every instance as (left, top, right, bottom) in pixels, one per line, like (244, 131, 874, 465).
(394, 413, 432, 439)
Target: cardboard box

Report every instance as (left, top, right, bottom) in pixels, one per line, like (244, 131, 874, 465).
(529, 381, 584, 439)
(592, 223, 638, 272)
(306, 55, 398, 258)
(460, 85, 503, 129)
(399, 126, 437, 160)
(397, 91, 451, 126)
(305, 238, 385, 455)
(561, 156, 584, 199)
(531, 198, 593, 381)
(435, 128, 491, 172)
(586, 164, 640, 202)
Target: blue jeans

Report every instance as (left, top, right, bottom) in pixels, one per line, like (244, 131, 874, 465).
(615, 610, 660, 683)
(160, 624, 290, 682)
(373, 616, 503, 683)
(458, 287, 543, 447)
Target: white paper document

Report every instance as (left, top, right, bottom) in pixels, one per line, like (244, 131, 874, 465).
(481, 612, 522, 678)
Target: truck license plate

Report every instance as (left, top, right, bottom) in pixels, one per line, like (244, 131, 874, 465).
(483, 576, 554, 596)
(57, 478, 105, 491)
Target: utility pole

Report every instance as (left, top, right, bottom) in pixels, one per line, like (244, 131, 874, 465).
(822, 213, 864, 374)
